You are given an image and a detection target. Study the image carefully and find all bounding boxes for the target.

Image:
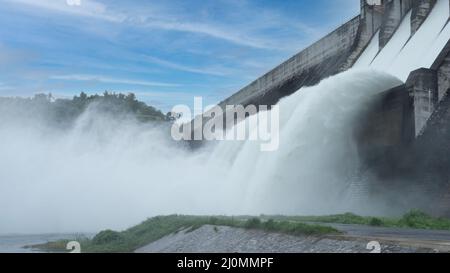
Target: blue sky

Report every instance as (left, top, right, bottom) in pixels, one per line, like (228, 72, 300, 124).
(0, 0, 359, 112)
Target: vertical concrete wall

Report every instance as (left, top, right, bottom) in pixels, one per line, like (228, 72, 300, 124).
(355, 84, 414, 164)
(413, 89, 450, 217)
(340, 0, 385, 71)
(401, 0, 414, 15)
(437, 56, 450, 101)
(431, 40, 450, 101)
(379, 0, 413, 48)
(411, 0, 437, 35)
(406, 68, 439, 136)
(360, 0, 385, 36)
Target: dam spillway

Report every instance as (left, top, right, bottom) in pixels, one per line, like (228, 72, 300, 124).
(3, 1, 450, 234)
(196, 0, 450, 133)
(190, 0, 450, 216)
(193, 0, 450, 157)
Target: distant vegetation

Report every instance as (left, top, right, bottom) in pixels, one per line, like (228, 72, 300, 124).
(31, 210, 450, 253)
(0, 92, 169, 126)
(261, 209, 450, 230)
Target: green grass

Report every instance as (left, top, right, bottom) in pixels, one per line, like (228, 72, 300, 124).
(31, 210, 450, 253)
(25, 234, 90, 253)
(26, 240, 71, 252)
(260, 210, 450, 230)
(31, 215, 338, 253)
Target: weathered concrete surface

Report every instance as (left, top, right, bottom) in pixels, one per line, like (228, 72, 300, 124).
(134, 225, 442, 253)
(352, 84, 450, 218)
(350, 84, 415, 205)
(431, 39, 450, 100)
(379, 0, 413, 48)
(219, 16, 362, 109)
(411, 0, 437, 35)
(355, 84, 415, 165)
(413, 91, 450, 216)
(406, 68, 439, 136)
(339, 1, 385, 71)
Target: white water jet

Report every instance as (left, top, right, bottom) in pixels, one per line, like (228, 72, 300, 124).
(0, 69, 401, 234)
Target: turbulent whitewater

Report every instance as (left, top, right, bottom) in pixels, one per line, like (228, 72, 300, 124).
(2, 0, 450, 235)
(0, 69, 401, 234)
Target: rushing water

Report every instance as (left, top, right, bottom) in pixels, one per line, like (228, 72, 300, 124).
(1, 1, 449, 251)
(0, 69, 401, 235)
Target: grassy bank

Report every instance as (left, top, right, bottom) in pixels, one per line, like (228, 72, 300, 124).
(31, 215, 338, 253)
(262, 210, 450, 230)
(32, 210, 450, 253)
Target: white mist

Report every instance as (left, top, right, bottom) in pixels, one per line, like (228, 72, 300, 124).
(0, 69, 401, 234)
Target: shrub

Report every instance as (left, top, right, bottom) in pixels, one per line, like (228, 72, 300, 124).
(401, 209, 431, 228)
(245, 218, 262, 229)
(92, 230, 123, 245)
(369, 217, 383, 226)
(209, 217, 219, 225)
(264, 219, 277, 231)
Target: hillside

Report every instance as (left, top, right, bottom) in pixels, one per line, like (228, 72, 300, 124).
(0, 92, 168, 127)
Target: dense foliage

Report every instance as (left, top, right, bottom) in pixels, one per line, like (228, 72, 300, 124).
(0, 92, 168, 126)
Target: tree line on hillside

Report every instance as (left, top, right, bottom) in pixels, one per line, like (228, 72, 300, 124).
(0, 91, 175, 126)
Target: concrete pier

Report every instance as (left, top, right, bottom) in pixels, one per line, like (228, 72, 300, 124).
(406, 68, 439, 136)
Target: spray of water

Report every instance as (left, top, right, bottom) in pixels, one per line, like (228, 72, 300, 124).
(0, 69, 401, 234)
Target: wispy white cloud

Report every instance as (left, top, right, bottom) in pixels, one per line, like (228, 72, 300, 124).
(7, 0, 125, 22)
(4, 0, 278, 50)
(143, 55, 235, 76)
(1, 0, 360, 106)
(139, 21, 274, 50)
(49, 74, 180, 87)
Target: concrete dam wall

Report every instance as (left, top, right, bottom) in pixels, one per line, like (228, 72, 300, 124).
(196, 0, 448, 129)
(187, 1, 450, 215)
(190, 0, 386, 138)
(219, 16, 362, 108)
(195, 0, 449, 148)
(218, 1, 383, 108)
